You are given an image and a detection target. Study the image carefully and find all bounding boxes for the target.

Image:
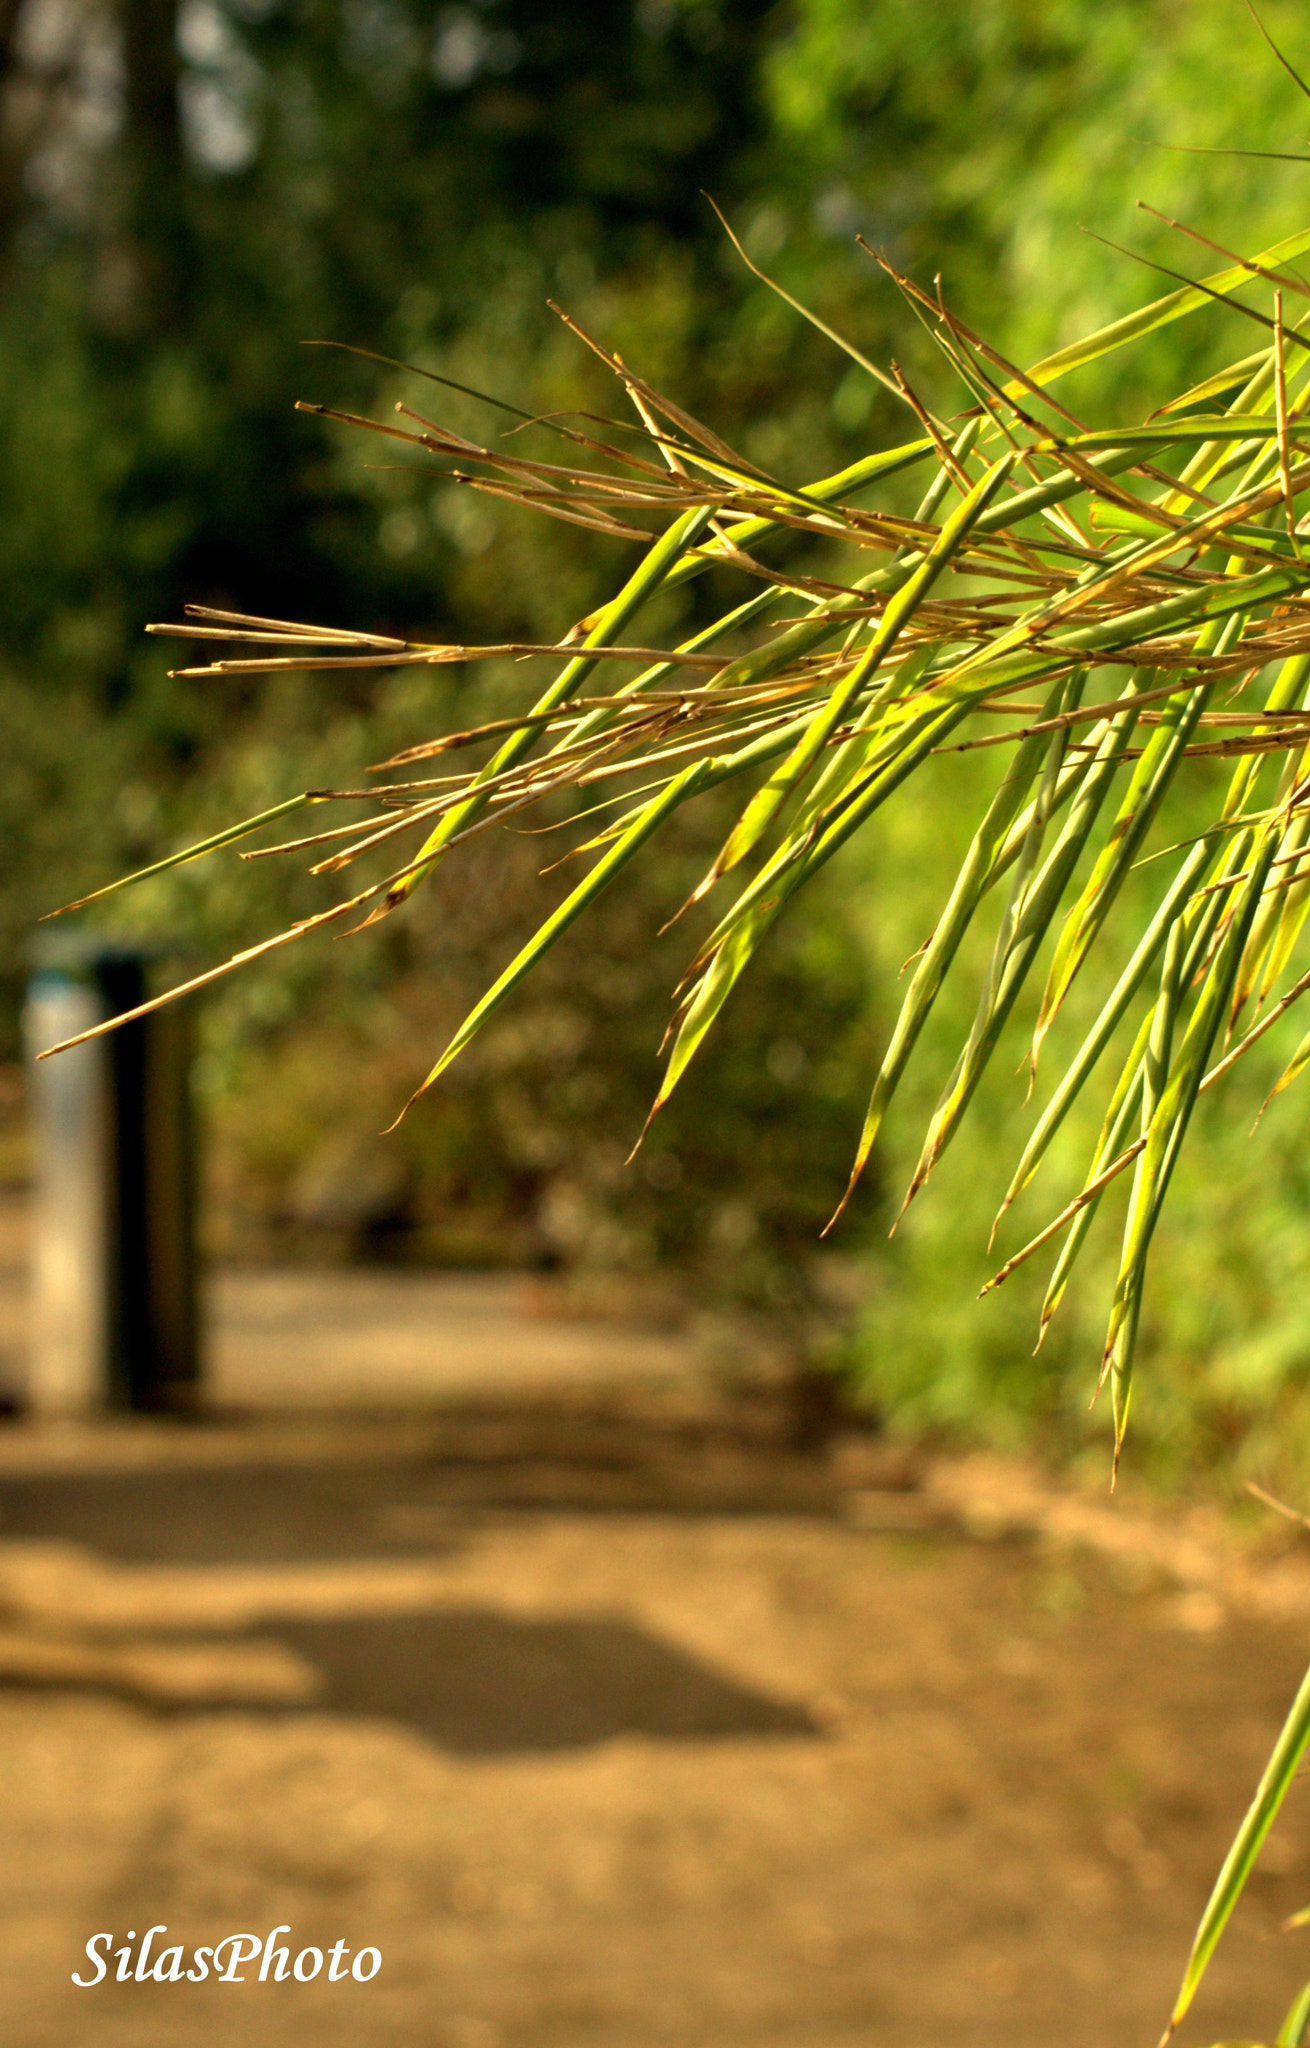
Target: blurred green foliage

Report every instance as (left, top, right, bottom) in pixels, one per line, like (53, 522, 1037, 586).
(9, 0, 1310, 1463)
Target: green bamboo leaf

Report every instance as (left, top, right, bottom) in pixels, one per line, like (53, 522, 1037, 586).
(42, 795, 317, 918)
(790, 644, 941, 833)
(833, 674, 1073, 1218)
(651, 657, 1004, 1123)
(985, 788, 1238, 1318)
(1031, 860, 1233, 1343)
(687, 666, 987, 976)
(1032, 667, 1193, 1057)
(897, 558, 1304, 741)
(903, 675, 1141, 1209)
(973, 437, 1173, 539)
(1253, 748, 1310, 1010)
(1214, 659, 1310, 1021)
(1036, 1067, 1146, 1344)
(1264, 1016, 1310, 1109)
(1048, 415, 1292, 450)
(669, 229, 1310, 584)
(1235, 806, 1310, 1023)
(707, 452, 1016, 883)
(1159, 346, 1280, 414)
(721, 423, 983, 849)
(1256, 867, 1310, 1008)
(998, 833, 1215, 1227)
(1277, 1981, 1310, 2048)
(1032, 597, 1259, 1059)
(1013, 225, 1310, 398)
(1165, 1653, 1310, 2041)
(556, 585, 784, 754)
(382, 501, 717, 912)
(688, 441, 1172, 696)
(393, 757, 714, 1118)
(1103, 837, 1273, 1464)
(1089, 501, 1175, 540)
(1108, 334, 1294, 540)
(647, 909, 764, 1120)
(565, 646, 950, 877)
(1158, 310, 1307, 416)
(661, 435, 938, 590)
(785, 680, 1119, 957)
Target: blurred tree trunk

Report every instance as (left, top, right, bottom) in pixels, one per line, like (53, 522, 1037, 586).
(0, 0, 48, 260)
(0, 0, 25, 78)
(0, 0, 190, 319)
(114, 0, 190, 329)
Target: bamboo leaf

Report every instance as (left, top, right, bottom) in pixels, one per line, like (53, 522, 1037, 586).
(1165, 1654, 1310, 2042)
(997, 834, 1215, 1227)
(660, 434, 938, 590)
(380, 501, 717, 912)
(1014, 225, 1310, 397)
(903, 674, 1140, 1209)
(1235, 804, 1310, 1022)
(1033, 602, 1259, 1059)
(1264, 1016, 1310, 1109)
(706, 452, 1015, 884)
(1031, 667, 1192, 1058)
(1034, 1077, 1146, 1341)
(833, 675, 1072, 1219)
(394, 758, 714, 1118)
(651, 656, 1002, 1123)
(42, 796, 317, 918)
(1103, 835, 1274, 1466)
(1277, 1982, 1310, 2048)
(988, 806, 1235, 1318)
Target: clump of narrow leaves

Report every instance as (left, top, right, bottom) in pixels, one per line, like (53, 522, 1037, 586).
(36, 212, 1310, 2043)
(55, 224, 1310, 1478)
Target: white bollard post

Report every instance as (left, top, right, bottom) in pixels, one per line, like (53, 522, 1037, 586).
(23, 943, 200, 1419)
(23, 970, 112, 1417)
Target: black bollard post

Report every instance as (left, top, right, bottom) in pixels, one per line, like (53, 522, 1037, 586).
(24, 940, 200, 1417)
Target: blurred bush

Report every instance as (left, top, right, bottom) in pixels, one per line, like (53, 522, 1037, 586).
(7, 0, 1310, 1451)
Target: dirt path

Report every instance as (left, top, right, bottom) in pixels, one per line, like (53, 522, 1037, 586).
(0, 1413, 1308, 2048)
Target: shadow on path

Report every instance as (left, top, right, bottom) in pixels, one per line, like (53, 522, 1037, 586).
(267, 1607, 819, 1752)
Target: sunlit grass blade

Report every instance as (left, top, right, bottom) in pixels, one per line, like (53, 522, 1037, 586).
(376, 501, 717, 915)
(832, 676, 1072, 1220)
(1263, 1011, 1310, 1109)
(1163, 1653, 1310, 2044)
(34, 885, 380, 1057)
(902, 673, 1141, 1211)
(650, 664, 1005, 1121)
(1014, 224, 1310, 398)
(65, 208, 1310, 1494)
(1031, 671, 1210, 1060)
(703, 453, 1016, 886)
(662, 433, 937, 589)
(1034, 1082, 1145, 1342)
(1277, 1980, 1310, 2048)
(1103, 837, 1274, 1467)
(1235, 800, 1310, 1021)
(392, 758, 715, 1120)
(1030, 595, 1261, 1059)
(670, 230, 1310, 584)
(996, 833, 1215, 1228)
(41, 796, 317, 919)
(553, 586, 784, 754)
(693, 423, 982, 857)
(988, 818, 1236, 1317)
(1254, 817, 1310, 1007)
